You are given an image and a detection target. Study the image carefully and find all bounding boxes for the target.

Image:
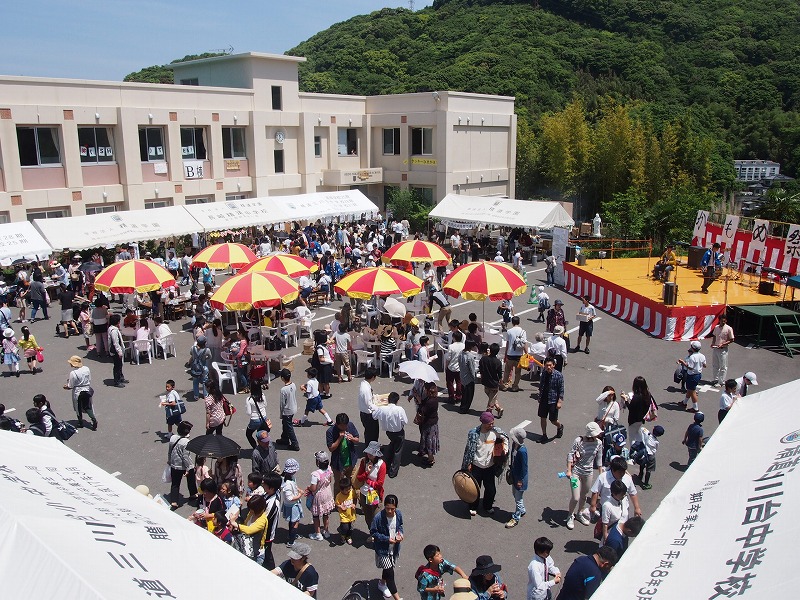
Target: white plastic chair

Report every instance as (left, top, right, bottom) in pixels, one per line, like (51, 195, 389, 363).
(353, 350, 376, 377)
(212, 361, 238, 395)
(381, 348, 405, 377)
(130, 339, 153, 365)
(156, 333, 177, 359)
(299, 313, 316, 339)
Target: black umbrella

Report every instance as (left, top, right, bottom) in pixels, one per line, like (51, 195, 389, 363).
(78, 261, 104, 273)
(185, 434, 241, 459)
(11, 258, 32, 266)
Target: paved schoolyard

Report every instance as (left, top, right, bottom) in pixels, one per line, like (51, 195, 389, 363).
(4, 266, 796, 600)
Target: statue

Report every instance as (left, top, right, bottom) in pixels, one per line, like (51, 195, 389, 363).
(592, 213, 602, 237)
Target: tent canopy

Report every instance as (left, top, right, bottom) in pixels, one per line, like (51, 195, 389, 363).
(270, 190, 380, 222)
(183, 197, 287, 232)
(0, 431, 308, 599)
(429, 194, 574, 230)
(0, 220, 53, 265)
(592, 378, 800, 599)
(33, 206, 202, 251)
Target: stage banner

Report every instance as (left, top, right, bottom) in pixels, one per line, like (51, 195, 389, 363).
(552, 226, 569, 286)
(720, 215, 740, 258)
(785, 223, 800, 260)
(751, 219, 769, 256)
(692, 210, 709, 242)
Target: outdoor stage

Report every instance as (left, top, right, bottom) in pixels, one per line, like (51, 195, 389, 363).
(563, 257, 779, 341)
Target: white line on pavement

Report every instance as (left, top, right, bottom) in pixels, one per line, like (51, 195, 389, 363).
(4, 407, 16, 413)
(111, 471, 121, 477)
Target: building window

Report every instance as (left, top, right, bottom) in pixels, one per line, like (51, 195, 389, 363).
(145, 200, 171, 209)
(272, 86, 283, 111)
(139, 127, 165, 162)
(314, 136, 322, 158)
(221, 127, 246, 159)
(85, 205, 118, 215)
(180, 78, 199, 86)
(27, 209, 67, 221)
(180, 127, 207, 160)
(226, 194, 247, 201)
(338, 128, 358, 156)
(411, 127, 433, 156)
(185, 197, 212, 205)
(78, 127, 115, 163)
(17, 127, 61, 166)
(0, 212, 10, 224)
(383, 128, 401, 155)
(411, 186, 435, 205)
(274, 149, 285, 174)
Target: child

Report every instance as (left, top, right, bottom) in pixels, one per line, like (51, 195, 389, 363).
(604, 433, 629, 467)
(505, 426, 528, 529)
(335, 477, 357, 545)
(718, 378, 738, 424)
(2, 328, 20, 377)
(194, 456, 210, 497)
(220, 481, 241, 521)
(307, 450, 335, 541)
(244, 473, 265, 503)
(212, 510, 233, 545)
(682, 412, 705, 466)
(636, 425, 664, 490)
(415, 544, 468, 600)
(79, 302, 94, 351)
(281, 458, 303, 546)
(600, 479, 629, 543)
(298, 367, 333, 427)
(526, 537, 561, 600)
(261, 473, 283, 570)
(277, 369, 299, 451)
(161, 379, 184, 433)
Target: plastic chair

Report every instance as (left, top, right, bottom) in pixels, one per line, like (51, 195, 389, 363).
(353, 350, 376, 377)
(381, 348, 405, 377)
(212, 361, 238, 395)
(156, 333, 177, 359)
(130, 339, 153, 365)
(247, 326, 262, 345)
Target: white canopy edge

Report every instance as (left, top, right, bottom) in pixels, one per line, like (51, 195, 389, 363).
(33, 205, 203, 251)
(270, 189, 380, 222)
(0, 431, 308, 599)
(592, 378, 800, 599)
(430, 194, 575, 230)
(0, 220, 53, 265)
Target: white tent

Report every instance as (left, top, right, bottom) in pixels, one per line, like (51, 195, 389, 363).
(0, 432, 308, 599)
(0, 221, 53, 265)
(593, 378, 800, 600)
(270, 190, 380, 222)
(33, 206, 203, 251)
(183, 197, 288, 232)
(429, 194, 574, 230)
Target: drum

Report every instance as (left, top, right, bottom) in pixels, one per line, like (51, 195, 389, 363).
(452, 470, 479, 504)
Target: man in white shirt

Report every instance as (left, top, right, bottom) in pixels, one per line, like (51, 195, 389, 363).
(545, 325, 568, 372)
(589, 456, 642, 518)
(527, 537, 561, 600)
(332, 323, 352, 382)
(678, 340, 706, 412)
(371, 391, 407, 478)
(259, 238, 272, 256)
(710, 314, 734, 386)
(449, 232, 461, 255)
(503, 316, 527, 392)
(574, 295, 597, 355)
(298, 275, 314, 300)
(359, 367, 379, 445)
(445, 330, 465, 404)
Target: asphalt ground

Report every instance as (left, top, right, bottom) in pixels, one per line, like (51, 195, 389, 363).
(4, 265, 797, 600)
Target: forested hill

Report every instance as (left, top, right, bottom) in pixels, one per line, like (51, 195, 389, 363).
(287, 0, 800, 206)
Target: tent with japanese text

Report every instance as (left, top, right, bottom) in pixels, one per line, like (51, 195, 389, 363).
(429, 194, 574, 230)
(592, 378, 800, 600)
(0, 432, 308, 599)
(0, 220, 52, 265)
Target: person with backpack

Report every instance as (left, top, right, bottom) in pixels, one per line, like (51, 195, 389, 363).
(168, 421, 197, 510)
(189, 335, 212, 400)
(544, 252, 557, 287)
(310, 330, 334, 399)
(160, 378, 185, 434)
(622, 376, 657, 446)
(502, 316, 527, 393)
(536, 287, 550, 323)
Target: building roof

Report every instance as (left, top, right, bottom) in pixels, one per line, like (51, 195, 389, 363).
(167, 51, 306, 69)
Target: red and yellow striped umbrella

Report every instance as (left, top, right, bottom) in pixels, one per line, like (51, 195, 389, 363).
(93, 259, 175, 294)
(191, 243, 257, 269)
(382, 240, 452, 267)
(238, 253, 319, 278)
(442, 260, 527, 301)
(209, 271, 299, 311)
(334, 266, 424, 300)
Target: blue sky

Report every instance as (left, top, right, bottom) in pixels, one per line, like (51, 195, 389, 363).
(2, 0, 434, 81)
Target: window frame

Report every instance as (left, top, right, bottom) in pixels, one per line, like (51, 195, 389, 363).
(314, 135, 322, 158)
(139, 127, 166, 163)
(411, 127, 433, 156)
(337, 128, 358, 156)
(383, 128, 401, 155)
(27, 209, 67, 221)
(17, 126, 62, 167)
(410, 186, 435, 206)
(271, 86, 283, 111)
(85, 205, 118, 215)
(221, 127, 247, 159)
(274, 149, 285, 174)
(145, 200, 171, 209)
(78, 127, 115, 164)
(180, 127, 207, 160)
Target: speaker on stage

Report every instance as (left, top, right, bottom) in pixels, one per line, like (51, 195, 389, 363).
(687, 246, 705, 269)
(758, 281, 775, 296)
(565, 246, 577, 263)
(663, 282, 678, 305)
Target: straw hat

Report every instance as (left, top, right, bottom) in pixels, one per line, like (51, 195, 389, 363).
(449, 579, 478, 600)
(3, 328, 14, 338)
(67, 356, 83, 368)
(452, 470, 479, 504)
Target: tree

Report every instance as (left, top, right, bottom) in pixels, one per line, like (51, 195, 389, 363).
(386, 188, 430, 233)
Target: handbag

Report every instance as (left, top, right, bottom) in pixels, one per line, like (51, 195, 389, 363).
(518, 353, 531, 369)
(57, 420, 78, 441)
(413, 410, 423, 426)
(673, 366, 686, 384)
(222, 396, 236, 416)
(162, 465, 172, 483)
(35, 348, 44, 363)
(644, 396, 659, 422)
(231, 531, 257, 560)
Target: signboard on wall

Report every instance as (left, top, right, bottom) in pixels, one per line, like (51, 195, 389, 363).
(183, 160, 204, 180)
(322, 168, 383, 186)
(225, 160, 241, 171)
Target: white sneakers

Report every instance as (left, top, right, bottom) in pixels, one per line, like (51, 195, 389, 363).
(377, 581, 391, 598)
(576, 513, 590, 526)
(308, 533, 324, 541)
(566, 515, 575, 530)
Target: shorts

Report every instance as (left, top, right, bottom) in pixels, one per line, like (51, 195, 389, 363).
(685, 372, 701, 391)
(538, 401, 559, 421)
(305, 395, 324, 413)
(61, 309, 73, 322)
(578, 321, 593, 337)
(166, 413, 182, 426)
(643, 455, 656, 472)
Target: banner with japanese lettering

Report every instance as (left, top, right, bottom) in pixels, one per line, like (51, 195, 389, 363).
(592, 379, 800, 600)
(0, 433, 308, 599)
(692, 210, 709, 243)
(750, 219, 769, 256)
(785, 224, 800, 261)
(720, 214, 740, 258)
(0, 220, 53, 265)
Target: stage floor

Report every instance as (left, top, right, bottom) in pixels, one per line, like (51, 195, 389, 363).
(570, 257, 778, 308)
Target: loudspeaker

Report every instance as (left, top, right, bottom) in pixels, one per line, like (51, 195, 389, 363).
(687, 246, 705, 269)
(663, 282, 678, 305)
(758, 281, 775, 296)
(565, 246, 577, 263)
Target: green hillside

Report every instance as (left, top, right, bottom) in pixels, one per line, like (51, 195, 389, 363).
(287, 0, 800, 232)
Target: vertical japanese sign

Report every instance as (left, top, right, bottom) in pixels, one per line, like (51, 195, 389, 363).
(720, 215, 740, 258)
(750, 219, 769, 257)
(693, 210, 709, 243)
(784, 224, 800, 260)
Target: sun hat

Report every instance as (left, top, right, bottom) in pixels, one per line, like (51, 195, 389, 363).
(363, 441, 383, 457)
(283, 458, 300, 474)
(450, 579, 478, 600)
(585, 421, 602, 438)
(744, 372, 758, 385)
(553, 325, 565, 335)
(314, 450, 329, 463)
(67, 356, 83, 368)
(471, 555, 502, 576)
(554, 299, 564, 305)
(3, 328, 14, 338)
(287, 542, 311, 560)
(509, 426, 526, 446)
(690, 340, 702, 350)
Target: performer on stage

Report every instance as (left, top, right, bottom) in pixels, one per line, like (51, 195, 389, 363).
(700, 243, 723, 294)
(652, 244, 677, 281)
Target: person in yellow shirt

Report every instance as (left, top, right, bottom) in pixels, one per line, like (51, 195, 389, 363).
(653, 244, 677, 281)
(335, 477, 358, 545)
(230, 494, 268, 560)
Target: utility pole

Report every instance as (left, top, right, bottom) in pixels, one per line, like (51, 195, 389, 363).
(408, 0, 415, 10)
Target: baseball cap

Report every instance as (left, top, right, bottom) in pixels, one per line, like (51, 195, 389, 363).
(653, 425, 665, 437)
(612, 433, 626, 446)
(744, 372, 758, 385)
(690, 341, 702, 350)
(287, 542, 311, 560)
(694, 412, 705, 423)
(256, 430, 270, 443)
(314, 450, 329, 463)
